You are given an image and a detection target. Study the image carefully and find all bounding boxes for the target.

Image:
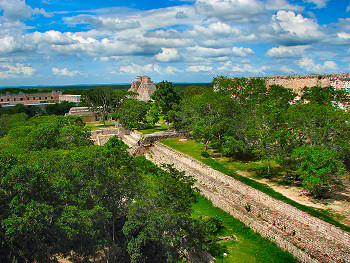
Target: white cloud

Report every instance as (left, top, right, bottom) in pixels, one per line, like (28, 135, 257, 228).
(298, 58, 338, 73)
(303, 0, 329, 9)
(30, 30, 76, 45)
(186, 65, 213, 72)
(0, 36, 34, 54)
(280, 65, 295, 73)
(155, 48, 181, 62)
(64, 15, 140, 31)
(52, 67, 85, 77)
(0, 0, 50, 21)
(265, 0, 304, 11)
(262, 11, 324, 45)
(187, 46, 232, 57)
(195, 0, 266, 22)
(0, 63, 36, 79)
(164, 66, 184, 75)
(231, 64, 269, 74)
(120, 63, 161, 75)
(232, 47, 255, 57)
(265, 45, 307, 58)
(337, 32, 350, 39)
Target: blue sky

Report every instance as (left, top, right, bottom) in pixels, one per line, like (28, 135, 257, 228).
(0, 0, 349, 86)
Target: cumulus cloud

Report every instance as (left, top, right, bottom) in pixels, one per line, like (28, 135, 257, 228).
(262, 11, 324, 45)
(218, 61, 268, 74)
(120, 63, 161, 75)
(186, 65, 213, 72)
(231, 64, 269, 74)
(52, 67, 86, 77)
(30, 31, 76, 45)
(232, 47, 255, 57)
(195, 0, 266, 22)
(0, 63, 36, 79)
(187, 46, 232, 57)
(64, 15, 140, 31)
(265, 45, 307, 58)
(298, 57, 338, 73)
(0, 0, 50, 21)
(164, 66, 184, 75)
(303, 0, 329, 9)
(265, 0, 304, 11)
(0, 36, 34, 54)
(155, 48, 181, 62)
(280, 65, 295, 73)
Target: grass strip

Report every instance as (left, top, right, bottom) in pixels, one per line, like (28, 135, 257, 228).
(161, 138, 350, 233)
(192, 194, 298, 263)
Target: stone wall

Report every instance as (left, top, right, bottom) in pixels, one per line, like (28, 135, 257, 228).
(145, 142, 350, 263)
(241, 74, 350, 95)
(0, 91, 61, 106)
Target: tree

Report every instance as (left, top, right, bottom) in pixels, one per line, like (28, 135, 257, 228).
(115, 99, 150, 129)
(292, 145, 346, 197)
(151, 81, 181, 121)
(82, 86, 115, 125)
(123, 162, 205, 263)
(45, 101, 75, 116)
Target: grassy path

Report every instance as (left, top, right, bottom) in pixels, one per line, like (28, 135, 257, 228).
(192, 195, 298, 263)
(161, 138, 350, 233)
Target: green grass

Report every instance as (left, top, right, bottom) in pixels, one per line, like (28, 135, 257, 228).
(85, 121, 118, 131)
(161, 138, 350, 233)
(192, 195, 298, 263)
(138, 121, 172, 134)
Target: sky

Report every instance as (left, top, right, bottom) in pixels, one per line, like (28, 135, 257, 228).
(0, 0, 350, 86)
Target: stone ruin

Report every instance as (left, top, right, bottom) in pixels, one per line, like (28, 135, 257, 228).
(128, 76, 157, 101)
(244, 74, 350, 95)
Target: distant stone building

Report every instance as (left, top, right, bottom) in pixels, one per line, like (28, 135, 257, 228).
(59, 94, 81, 103)
(128, 76, 156, 101)
(65, 107, 97, 123)
(0, 91, 61, 107)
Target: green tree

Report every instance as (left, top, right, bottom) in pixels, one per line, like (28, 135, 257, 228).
(123, 162, 205, 263)
(116, 99, 150, 129)
(82, 86, 115, 125)
(45, 101, 75, 116)
(292, 146, 346, 197)
(151, 81, 181, 121)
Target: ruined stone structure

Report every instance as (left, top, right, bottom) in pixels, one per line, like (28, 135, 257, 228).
(59, 94, 81, 103)
(92, 129, 350, 263)
(246, 74, 350, 95)
(0, 90, 61, 107)
(66, 107, 97, 123)
(128, 76, 157, 101)
(146, 142, 350, 263)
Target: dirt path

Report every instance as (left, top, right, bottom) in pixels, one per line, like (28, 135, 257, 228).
(236, 170, 350, 227)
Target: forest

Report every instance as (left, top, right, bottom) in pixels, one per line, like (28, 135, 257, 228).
(1, 76, 350, 262)
(0, 113, 221, 262)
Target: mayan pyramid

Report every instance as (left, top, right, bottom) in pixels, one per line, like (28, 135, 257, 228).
(128, 76, 157, 101)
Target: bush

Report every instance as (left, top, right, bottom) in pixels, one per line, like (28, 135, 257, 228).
(201, 151, 210, 158)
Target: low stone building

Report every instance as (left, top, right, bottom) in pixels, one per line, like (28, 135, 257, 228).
(128, 76, 156, 101)
(59, 94, 81, 103)
(0, 91, 61, 107)
(65, 107, 97, 123)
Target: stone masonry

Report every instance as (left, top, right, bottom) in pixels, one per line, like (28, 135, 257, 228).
(128, 76, 157, 101)
(93, 129, 350, 263)
(145, 142, 350, 263)
(245, 74, 350, 95)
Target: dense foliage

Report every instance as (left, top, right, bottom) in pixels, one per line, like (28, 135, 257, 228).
(171, 76, 350, 197)
(0, 115, 208, 263)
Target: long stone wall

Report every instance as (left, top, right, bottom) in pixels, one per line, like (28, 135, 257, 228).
(145, 142, 350, 263)
(244, 74, 350, 95)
